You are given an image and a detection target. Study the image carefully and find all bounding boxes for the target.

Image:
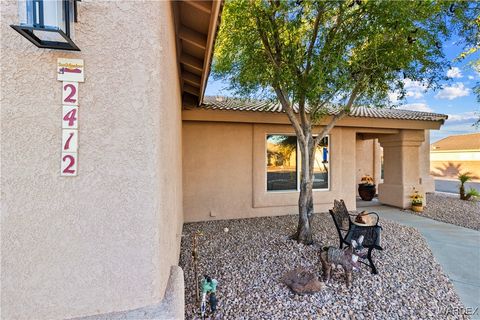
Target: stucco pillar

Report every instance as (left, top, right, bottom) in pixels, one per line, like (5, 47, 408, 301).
(420, 130, 435, 193)
(378, 130, 425, 208)
(373, 139, 383, 185)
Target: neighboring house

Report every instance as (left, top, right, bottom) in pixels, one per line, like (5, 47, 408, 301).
(1, 1, 446, 319)
(430, 132, 480, 180)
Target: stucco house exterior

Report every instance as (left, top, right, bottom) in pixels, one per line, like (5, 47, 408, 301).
(183, 97, 445, 221)
(430, 132, 480, 180)
(1, 1, 446, 319)
(1, 1, 221, 319)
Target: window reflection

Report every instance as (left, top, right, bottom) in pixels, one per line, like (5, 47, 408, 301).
(266, 135, 329, 191)
(313, 137, 329, 189)
(266, 135, 297, 191)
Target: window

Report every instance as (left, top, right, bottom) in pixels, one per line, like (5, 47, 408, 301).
(266, 135, 297, 191)
(266, 135, 329, 191)
(313, 137, 329, 189)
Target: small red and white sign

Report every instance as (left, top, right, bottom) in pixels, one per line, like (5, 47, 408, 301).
(62, 129, 78, 152)
(62, 105, 79, 129)
(61, 152, 78, 176)
(57, 58, 84, 82)
(62, 81, 79, 105)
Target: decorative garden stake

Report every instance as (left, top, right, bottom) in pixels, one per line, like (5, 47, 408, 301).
(410, 187, 424, 212)
(200, 275, 218, 319)
(320, 236, 364, 288)
(192, 231, 203, 304)
(358, 175, 376, 201)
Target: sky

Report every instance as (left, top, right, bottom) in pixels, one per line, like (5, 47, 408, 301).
(205, 39, 479, 144)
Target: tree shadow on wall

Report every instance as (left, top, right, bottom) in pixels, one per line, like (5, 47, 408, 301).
(431, 162, 462, 178)
(431, 162, 480, 179)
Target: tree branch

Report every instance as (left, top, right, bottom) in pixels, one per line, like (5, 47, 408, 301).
(318, 3, 347, 65)
(255, 14, 280, 69)
(315, 81, 362, 143)
(298, 96, 310, 136)
(309, 89, 341, 121)
(274, 86, 306, 143)
(305, 4, 324, 76)
(267, 11, 282, 63)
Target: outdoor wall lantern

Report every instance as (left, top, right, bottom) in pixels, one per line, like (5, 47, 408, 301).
(10, 0, 80, 51)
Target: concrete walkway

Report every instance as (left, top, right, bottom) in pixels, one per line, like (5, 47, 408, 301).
(362, 205, 480, 319)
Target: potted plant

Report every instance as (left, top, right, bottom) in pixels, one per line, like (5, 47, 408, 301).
(410, 188, 424, 212)
(358, 175, 376, 201)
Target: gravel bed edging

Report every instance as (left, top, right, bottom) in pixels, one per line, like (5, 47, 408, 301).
(406, 193, 480, 231)
(180, 213, 467, 319)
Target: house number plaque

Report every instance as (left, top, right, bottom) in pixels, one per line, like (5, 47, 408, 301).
(58, 58, 83, 176)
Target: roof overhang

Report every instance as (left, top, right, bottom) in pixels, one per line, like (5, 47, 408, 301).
(182, 108, 446, 130)
(173, 1, 223, 108)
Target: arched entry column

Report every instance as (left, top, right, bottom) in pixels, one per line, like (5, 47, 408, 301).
(378, 130, 426, 208)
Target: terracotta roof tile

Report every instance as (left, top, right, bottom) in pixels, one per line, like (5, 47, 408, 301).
(200, 96, 448, 122)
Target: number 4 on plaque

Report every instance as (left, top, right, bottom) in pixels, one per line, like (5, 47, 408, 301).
(62, 106, 78, 129)
(61, 152, 78, 176)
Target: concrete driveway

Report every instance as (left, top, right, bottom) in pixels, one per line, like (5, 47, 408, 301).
(435, 179, 480, 194)
(363, 205, 480, 319)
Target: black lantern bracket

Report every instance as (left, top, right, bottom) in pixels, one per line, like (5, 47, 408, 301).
(10, 0, 81, 51)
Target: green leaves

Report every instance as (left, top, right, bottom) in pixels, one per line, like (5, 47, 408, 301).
(212, 0, 478, 114)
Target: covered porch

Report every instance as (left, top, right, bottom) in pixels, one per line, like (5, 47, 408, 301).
(355, 129, 435, 208)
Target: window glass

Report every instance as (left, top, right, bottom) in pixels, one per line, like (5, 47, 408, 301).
(313, 137, 329, 189)
(266, 135, 297, 191)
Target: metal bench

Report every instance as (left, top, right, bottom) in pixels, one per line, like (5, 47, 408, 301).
(329, 199, 383, 274)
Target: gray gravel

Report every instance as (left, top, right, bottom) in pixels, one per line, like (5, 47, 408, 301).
(407, 193, 480, 231)
(180, 213, 467, 319)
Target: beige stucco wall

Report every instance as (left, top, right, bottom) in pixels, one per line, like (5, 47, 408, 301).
(1, 1, 183, 319)
(183, 117, 438, 219)
(431, 160, 480, 180)
(355, 139, 384, 186)
(356, 139, 374, 186)
(377, 130, 430, 208)
(419, 130, 435, 192)
(182, 121, 357, 222)
(355, 138, 384, 196)
(430, 149, 480, 180)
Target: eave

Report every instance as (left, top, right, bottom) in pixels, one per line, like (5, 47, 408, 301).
(173, 1, 223, 108)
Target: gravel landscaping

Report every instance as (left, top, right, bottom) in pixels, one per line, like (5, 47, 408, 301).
(180, 213, 466, 319)
(407, 193, 480, 231)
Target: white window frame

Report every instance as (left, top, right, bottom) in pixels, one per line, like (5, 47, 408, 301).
(265, 134, 330, 193)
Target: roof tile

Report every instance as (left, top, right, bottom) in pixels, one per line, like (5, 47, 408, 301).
(199, 96, 448, 122)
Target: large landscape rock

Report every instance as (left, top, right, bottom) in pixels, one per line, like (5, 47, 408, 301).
(282, 267, 325, 294)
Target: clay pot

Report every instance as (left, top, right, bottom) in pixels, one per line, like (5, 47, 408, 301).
(411, 204, 423, 212)
(358, 184, 376, 201)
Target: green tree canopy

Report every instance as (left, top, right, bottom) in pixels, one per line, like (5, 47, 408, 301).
(212, 0, 479, 244)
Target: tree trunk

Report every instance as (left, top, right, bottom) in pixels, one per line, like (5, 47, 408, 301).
(292, 134, 315, 245)
(460, 184, 466, 200)
(273, 83, 360, 246)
